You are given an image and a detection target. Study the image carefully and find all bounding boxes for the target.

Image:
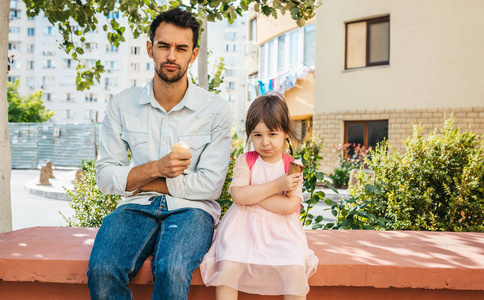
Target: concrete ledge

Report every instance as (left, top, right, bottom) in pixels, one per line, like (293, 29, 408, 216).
(1, 227, 483, 299)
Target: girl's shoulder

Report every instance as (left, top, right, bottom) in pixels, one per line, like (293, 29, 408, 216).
(234, 152, 250, 170)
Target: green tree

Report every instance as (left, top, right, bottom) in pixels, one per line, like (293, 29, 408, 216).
(22, 0, 320, 91)
(190, 51, 225, 94)
(7, 80, 54, 123)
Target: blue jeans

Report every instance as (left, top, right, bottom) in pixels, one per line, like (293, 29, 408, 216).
(87, 196, 214, 300)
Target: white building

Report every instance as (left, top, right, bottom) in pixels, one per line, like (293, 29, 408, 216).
(8, 0, 152, 124)
(207, 16, 248, 135)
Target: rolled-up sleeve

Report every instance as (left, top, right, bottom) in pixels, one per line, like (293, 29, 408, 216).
(166, 103, 232, 201)
(95, 99, 135, 196)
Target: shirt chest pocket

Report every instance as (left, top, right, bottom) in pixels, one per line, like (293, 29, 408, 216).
(121, 130, 149, 164)
(178, 134, 211, 171)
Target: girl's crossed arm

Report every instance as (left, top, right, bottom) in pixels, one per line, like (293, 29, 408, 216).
(231, 173, 302, 215)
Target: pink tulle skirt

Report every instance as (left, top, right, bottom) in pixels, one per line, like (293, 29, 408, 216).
(200, 203, 318, 296)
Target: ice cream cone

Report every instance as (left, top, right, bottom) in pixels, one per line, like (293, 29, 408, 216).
(287, 161, 304, 196)
(288, 161, 304, 175)
(172, 141, 189, 153)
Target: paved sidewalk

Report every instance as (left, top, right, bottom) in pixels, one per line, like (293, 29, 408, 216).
(11, 169, 75, 230)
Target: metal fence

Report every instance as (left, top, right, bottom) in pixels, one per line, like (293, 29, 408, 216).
(9, 123, 97, 169)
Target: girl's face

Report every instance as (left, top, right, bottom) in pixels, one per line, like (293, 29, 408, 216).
(251, 122, 288, 164)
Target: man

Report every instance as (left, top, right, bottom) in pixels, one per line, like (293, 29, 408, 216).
(88, 8, 232, 299)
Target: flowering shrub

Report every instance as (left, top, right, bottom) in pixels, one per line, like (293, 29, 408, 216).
(329, 143, 371, 188)
(351, 117, 484, 232)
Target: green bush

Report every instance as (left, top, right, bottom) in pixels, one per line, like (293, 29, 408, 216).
(351, 116, 484, 232)
(216, 133, 244, 219)
(62, 164, 121, 227)
(329, 143, 370, 188)
(293, 135, 331, 229)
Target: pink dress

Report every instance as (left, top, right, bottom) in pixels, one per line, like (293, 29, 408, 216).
(200, 153, 318, 296)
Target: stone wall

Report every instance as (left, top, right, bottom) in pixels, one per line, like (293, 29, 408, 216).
(313, 107, 484, 174)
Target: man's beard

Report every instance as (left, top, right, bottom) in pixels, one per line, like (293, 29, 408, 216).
(155, 60, 188, 83)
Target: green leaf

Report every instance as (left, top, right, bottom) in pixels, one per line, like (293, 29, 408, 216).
(312, 223, 323, 229)
(315, 171, 325, 181)
(325, 181, 338, 193)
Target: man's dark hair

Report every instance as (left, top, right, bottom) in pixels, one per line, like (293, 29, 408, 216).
(149, 8, 200, 49)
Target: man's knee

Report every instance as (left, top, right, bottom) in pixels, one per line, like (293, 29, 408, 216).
(153, 259, 191, 283)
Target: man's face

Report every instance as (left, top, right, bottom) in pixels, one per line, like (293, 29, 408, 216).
(147, 22, 198, 83)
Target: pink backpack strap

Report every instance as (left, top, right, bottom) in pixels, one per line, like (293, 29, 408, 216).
(282, 153, 295, 174)
(246, 151, 259, 171)
(247, 151, 294, 172)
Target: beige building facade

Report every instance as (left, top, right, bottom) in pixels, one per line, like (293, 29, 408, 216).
(315, 0, 484, 173)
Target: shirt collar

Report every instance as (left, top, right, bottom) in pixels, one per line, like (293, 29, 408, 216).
(138, 78, 198, 112)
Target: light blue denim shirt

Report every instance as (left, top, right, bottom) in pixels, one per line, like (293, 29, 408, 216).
(96, 79, 233, 224)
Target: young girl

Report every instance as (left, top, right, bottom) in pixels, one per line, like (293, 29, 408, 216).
(200, 93, 318, 299)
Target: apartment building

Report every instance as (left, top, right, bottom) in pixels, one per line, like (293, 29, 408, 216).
(8, 0, 152, 124)
(247, 10, 316, 141)
(206, 16, 248, 135)
(314, 0, 484, 173)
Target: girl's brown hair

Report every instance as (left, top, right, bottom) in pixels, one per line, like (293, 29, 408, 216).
(245, 92, 299, 155)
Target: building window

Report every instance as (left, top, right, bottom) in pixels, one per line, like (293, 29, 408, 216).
(27, 44, 35, 53)
(85, 93, 98, 102)
(277, 35, 286, 71)
(344, 120, 388, 151)
(260, 44, 267, 79)
(225, 69, 236, 77)
(303, 23, 315, 68)
(267, 39, 276, 77)
(224, 32, 237, 40)
(85, 109, 97, 120)
(43, 26, 55, 35)
(106, 60, 119, 70)
(8, 43, 19, 51)
(42, 76, 55, 86)
(106, 44, 119, 53)
(10, 59, 20, 70)
(107, 11, 119, 19)
(226, 82, 235, 90)
(131, 63, 140, 71)
(84, 42, 98, 51)
(131, 46, 140, 55)
(250, 18, 257, 42)
(61, 76, 75, 86)
(10, 9, 20, 20)
(105, 77, 118, 88)
(105, 93, 113, 102)
(45, 93, 53, 102)
(63, 59, 74, 69)
(9, 27, 20, 34)
(28, 61, 34, 70)
(225, 44, 237, 52)
(27, 77, 35, 89)
(7, 76, 19, 83)
(289, 30, 299, 68)
(42, 59, 55, 69)
(146, 62, 151, 70)
(65, 109, 75, 119)
(63, 93, 74, 101)
(293, 118, 312, 141)
(345, 16, 390, 70)
(225, 56, 237, 65)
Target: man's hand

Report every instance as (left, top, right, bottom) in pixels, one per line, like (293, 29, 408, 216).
(125, 151, 191, 193)
(276, 173, 302, 192)
(155, 151, 192, 178)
